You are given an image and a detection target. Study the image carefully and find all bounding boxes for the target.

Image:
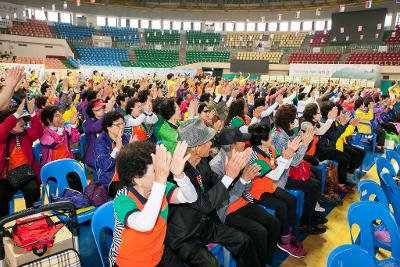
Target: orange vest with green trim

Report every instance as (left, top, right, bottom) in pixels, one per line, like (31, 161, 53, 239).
(110, 183, 176, 267)
(249, 146, 278, 198)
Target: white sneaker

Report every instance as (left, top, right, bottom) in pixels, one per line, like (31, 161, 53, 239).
(315, 202, 325, 212)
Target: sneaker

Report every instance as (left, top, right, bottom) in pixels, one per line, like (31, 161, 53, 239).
(277, 242, 306, 258)
(312, 215, 328, 225)
(300, 224, 327, 235)
(315, 202, 325, 212)
(290, 232, 304, 250)
(374, 230, 391, 243)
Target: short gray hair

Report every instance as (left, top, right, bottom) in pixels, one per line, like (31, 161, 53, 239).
(221, 144, 233, 152)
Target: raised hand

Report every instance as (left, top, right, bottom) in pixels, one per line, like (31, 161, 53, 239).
(301, 127, 314, 146)
(276, 94, 284, 105)
(16, 99, 25, 116)
(4, 67, 25, 92)
(209, 109, 216, 120)
(288, 136, 302, 152)
(225, 148, 252, 178)
(253, 106, 266, 119)
(242, 164, 261, 181)
(169, 141, 191, 179)
(129, 134, 138, 143)
(350, 118, 360, 127)
(70, 110, 78, 125)
(187, 99, 199, 119)
(26, 98, 35, 114)
(339, 112, 351, 125)
(105, 96, 115, 113)
(213, 120, 224, 132)
(328, 106, 338, 120)
(247, 91, 255, 105)
(151, 144, 172, 185)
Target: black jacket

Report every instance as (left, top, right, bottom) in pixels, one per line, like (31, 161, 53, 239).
(165, 158, 229, 259)
(317, 118, 346, 150)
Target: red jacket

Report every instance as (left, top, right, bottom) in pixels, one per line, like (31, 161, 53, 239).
(0, 114, 44, 181)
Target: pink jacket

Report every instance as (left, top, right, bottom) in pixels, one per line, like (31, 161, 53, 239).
(40, 126, 80, 166)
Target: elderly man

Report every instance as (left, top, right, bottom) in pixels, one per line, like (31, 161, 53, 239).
(165, 119, 260, 267)
(210, 126, 280, 267)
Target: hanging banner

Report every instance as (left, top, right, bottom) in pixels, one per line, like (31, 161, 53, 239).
(78, 66, 196, 80)
(289, 64, 381, 81)
(0, 63, 45, 81)
(0, 1, 24, 20)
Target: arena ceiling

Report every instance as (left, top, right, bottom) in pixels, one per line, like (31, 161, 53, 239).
(85, 0, 389, 11)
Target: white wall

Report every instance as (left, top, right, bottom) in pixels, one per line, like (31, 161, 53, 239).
(0, 34, 74, 58)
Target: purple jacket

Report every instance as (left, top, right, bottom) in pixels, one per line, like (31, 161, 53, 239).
(94, 132, 129, 186)
(84, 117, 104, 167)
(374, 105, 385, 125)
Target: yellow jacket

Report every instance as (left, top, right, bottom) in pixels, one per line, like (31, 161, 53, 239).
(63, 93, 80, 125)
(336, 125, 355, 152)
(355, 108, 373, 134)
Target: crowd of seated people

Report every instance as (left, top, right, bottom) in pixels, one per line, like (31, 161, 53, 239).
(1, 67, 400, 266)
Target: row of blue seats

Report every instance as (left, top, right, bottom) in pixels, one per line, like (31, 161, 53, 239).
(55, 22, 96, 40)
(328, 146, 400, 267)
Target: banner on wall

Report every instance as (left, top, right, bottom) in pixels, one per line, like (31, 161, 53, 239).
(0, 63, 45, 81)
(289, 64, 381, 81)
(78, 66, 196, 80)
(0, 1, 24, 20)
(261, 75, 375, 87)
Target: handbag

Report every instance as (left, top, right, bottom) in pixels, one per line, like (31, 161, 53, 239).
(4, 135, 36, 187)
(8, 213, 64, 257)
(289, 160, 311, 181)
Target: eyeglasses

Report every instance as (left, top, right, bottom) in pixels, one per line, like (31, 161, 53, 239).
(112, 122, 125, 128)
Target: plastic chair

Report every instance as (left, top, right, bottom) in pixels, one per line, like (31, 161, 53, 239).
(376, 157, 396, 178)
(40, 159, 95, 223)
(327, 244, 377, 267)
(358, 180, 389, 207)
(348, 201, 400, 266)
(32, 143, 42, 164)
(286, 189, 305, 217)
(386, 149, 400, 174)
(380, 172, 400, 228)
(351, 121, 377, 153)
(91, 201, 115, 267)
(8, 191, 24, 214)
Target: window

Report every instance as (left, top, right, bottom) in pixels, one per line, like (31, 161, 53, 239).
(130, 19, 139, 28)
(257, 22, 266, 31)
(303, 21, 312, 31)
(385, 14, 392, 27)
(247, 22, 256, 32)
(193, 22, 201, 31)
(315, 20, 325, 31)
(141, 19, 149, 29)
(225, 22, 234, 32)
(60, 13, 71, 23)
(47, 11, 58, 22)
(236, 22, 245, 31)
(327, 20, 332, 30)
(34, 9, 46, 20)
(290, 21, 301, 32)
(268, 22, 278, 32)
(172, 21, 181, 30)
(279, 21, 288, 31)
(163, 20, 171, 30)
(215, 22, 223, 32)
(97, 16, 106, 26)
(152, 20, 161, 30)
(396, 12, 400, 25)
(121, 18, 126, 28)
(183, 21, 191, 31)
(26, 9, 32, 19)
(108, 17, 117, 27)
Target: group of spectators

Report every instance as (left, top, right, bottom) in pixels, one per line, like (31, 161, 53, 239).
(1, 67, 400, 267)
